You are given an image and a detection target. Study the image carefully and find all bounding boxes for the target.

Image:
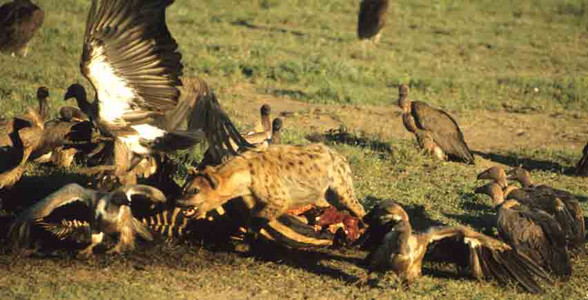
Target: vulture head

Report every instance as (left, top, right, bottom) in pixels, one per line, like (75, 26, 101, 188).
(363, 199, 409, 227)
(506, 167, 533, 188)
(63, 83, 90, 112)
(36, 86, 49, 120)
(474, 183, 506, 207)
(477, 166, 508, 188)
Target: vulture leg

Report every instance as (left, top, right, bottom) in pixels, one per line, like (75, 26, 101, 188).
(78, 232, 104, 257)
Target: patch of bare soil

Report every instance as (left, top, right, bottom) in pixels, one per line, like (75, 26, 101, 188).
(222, 84, 588, 154)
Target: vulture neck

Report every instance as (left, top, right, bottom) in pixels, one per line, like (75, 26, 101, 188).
(73, 89, 92, 117)
(38, 96, 49, 121)
(398, 96, 411, 113)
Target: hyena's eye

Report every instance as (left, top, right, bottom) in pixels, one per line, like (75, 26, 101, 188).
(187, 187, 200, 195)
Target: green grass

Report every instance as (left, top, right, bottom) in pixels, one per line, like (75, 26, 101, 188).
(0, 0, 587, 299)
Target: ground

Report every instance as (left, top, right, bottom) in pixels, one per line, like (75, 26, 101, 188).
(0, 0, 587, 299)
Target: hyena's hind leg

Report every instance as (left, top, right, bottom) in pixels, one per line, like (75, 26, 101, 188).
(325, 153, 366, 219)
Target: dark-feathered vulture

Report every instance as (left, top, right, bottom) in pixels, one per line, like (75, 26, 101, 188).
(357, 0, 389, 43)
(63, 0, 250, 181)
(475, 183, 572, 280)
(9, 183, 167, 256)
(0, 0, 44, 57)
(398, 84, 475, 164)
(576, 142, 588, 176)
(506, 167, 585, 258)
(358, 200, 553, 293)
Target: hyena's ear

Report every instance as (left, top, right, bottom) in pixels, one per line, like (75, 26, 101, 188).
(188, 168, 198, 176)
(202, 166, 220, 189)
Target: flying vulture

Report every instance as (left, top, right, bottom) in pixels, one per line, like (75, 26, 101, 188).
(64, 0, 251, 182)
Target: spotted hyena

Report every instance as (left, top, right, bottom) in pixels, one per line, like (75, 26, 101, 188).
(177, 143, 366, 245)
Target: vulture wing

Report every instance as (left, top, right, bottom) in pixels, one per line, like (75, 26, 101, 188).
(411, 101, 475, 164)
(9, 183, 97, 248)
(80, 0, 182, 126)
(187, 82, 253, 160)
(357, 0, 389, 39)
(425, 226, 553, 294)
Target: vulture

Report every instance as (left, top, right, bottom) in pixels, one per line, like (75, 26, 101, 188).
(0, 107, 44, 189)
(506, 167, 585, 258)
(398, 84, 475, 164)
(358, 200, 553, 293)
(0, 86, 48, 141)
(63, 0, 250, 182)
(475, 183, 572, 280)
(198, 106, 283, 169)
(270, 118, 283, 144)
(9, 183, 167, 256)
(576, 142, 588, 176)
(0, 0, 44, 57)
(357, 0, 389, 43)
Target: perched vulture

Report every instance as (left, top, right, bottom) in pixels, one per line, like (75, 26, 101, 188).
(0, 107, 44, 189)
(0, 0, 44, 57)
(357, 0, 389, 43)
(270, 118, 283, 144)
(359, 200, 553, 293)
(475, 183, 572, 280)
(398, 84, 475, 164)
(9, 183, 167, 256)
(507, 167, 585, 258)
(576, 142, 588, 176)
(0, 86, 47, 140)
(63, 0, 251, 182)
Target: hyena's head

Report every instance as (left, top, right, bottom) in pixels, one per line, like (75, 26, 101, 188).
(177, 167, 224, 219)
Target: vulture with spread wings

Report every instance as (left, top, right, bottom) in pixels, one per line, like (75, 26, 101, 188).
(9, 183, 167, 256)
(64, 0, 250, 180)
(398, 84, 475, 164)
(359, 200, 553, 294)
(0, 0, 44, 57)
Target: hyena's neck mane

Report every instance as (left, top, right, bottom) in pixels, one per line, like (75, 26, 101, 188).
(215, 157, 253, 200)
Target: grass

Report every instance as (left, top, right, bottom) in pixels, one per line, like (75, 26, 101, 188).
(1, 0, 587, 299)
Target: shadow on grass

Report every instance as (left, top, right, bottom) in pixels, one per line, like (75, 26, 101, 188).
(473, 150, 573, 174)
(306, 128, 393, 155)
(230, 19, 345, 43)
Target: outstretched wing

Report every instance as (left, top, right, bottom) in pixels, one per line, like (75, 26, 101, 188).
(187, 80, 253, 160)
(357, 0, 389, 39)
(81, 0, 182, 126)
(9, 183, 96, 248)
(425, 226, 553, 294)
(411, 101, 474, 164)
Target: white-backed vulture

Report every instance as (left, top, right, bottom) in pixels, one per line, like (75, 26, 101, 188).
(9, 183, 167, 256)
(507, 167, 585, 258)
(0, 0, 44, 57)
(357, 0, 389, 43)
(358, 200, 552, 293)
(63, 0, 251, 183)
(475, 183, 572, 280)
(398, 84, 475, 164)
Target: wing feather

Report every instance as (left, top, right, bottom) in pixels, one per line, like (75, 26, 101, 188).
(9, 183, 96, 249)
(81, 0, 182, 125)
(411, 101, 474, 163)
(425, 226, 552, 293)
